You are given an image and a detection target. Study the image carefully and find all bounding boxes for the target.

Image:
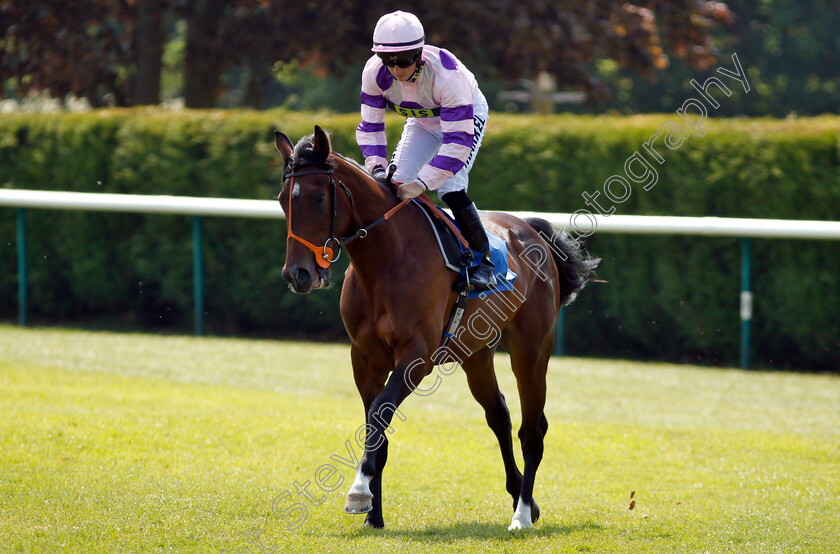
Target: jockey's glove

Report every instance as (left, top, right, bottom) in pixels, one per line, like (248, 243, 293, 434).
(397, 181, 425, 200)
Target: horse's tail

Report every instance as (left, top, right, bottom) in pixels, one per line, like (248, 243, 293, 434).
(524, 217, 601, 306)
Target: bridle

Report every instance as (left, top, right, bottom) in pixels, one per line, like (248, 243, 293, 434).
(282, 168, 353, 269)
(281, 164, 467, 269)
(281, 167, 414, 269)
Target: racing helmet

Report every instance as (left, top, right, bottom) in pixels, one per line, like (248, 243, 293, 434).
(371, 11, 425, 53)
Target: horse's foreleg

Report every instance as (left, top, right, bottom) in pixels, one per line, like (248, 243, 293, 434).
(345, 346, 383, 518)
(348, 346, 432, 528)
(358, 435, 389, 528)
(345, 460, 376, 516)
(345, 428, 390, 527)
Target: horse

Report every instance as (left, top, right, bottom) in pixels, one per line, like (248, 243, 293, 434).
(274, 125, 599, 531)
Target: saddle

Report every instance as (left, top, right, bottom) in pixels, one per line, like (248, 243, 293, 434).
(409, 198, 517, 299)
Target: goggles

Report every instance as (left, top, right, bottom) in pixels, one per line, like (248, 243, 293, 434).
(378, 51, 420, 68)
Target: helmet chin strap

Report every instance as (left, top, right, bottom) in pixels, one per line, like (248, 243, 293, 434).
(408, 60, 424, 82)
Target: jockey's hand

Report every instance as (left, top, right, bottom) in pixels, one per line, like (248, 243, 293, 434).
(372, 166, 387, 184)
(397, 180, 425, 200)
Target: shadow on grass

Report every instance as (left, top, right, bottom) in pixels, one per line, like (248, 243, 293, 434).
(338, 520, 604, 543)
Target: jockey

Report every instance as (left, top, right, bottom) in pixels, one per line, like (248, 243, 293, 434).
(356, 10, 497, 291)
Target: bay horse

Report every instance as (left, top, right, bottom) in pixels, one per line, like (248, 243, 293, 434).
(274, 126, 598, 531)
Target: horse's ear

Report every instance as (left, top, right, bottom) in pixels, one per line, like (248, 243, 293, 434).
(274, 130, 293, 161)
(313, 125, 332, 157)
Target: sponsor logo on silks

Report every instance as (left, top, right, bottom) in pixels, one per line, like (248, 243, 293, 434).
(386, 100, 440, 118)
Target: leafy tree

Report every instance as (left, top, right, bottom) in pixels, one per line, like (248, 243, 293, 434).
(599, 0, 840, 115)
(2, 0, 734, 109)
(282, 0, 735, 106)
(0, 0, 141, 107)
(175, 0, 321, 108)
(0, 0, 325, 108)
(135, 0, 166, 105)
(426, 0, 733, 104)
(720, 0, 840, 115)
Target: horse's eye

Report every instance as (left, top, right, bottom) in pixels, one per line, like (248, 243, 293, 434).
(313, 193, 325, 204)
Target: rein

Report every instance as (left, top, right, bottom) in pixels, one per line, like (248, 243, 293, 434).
(283, 167, 469, 269)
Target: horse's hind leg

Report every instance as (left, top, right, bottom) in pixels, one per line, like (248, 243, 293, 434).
(462, 346, 523, 511)
(505, 323, 552, 531)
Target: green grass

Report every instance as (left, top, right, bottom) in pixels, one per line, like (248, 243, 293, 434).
(1, 325, 838, 553)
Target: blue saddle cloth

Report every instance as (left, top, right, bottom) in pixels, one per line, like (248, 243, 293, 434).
(410, 199, 518, 298)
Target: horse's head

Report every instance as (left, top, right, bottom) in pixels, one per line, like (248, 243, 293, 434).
(275, 126, 354, 293)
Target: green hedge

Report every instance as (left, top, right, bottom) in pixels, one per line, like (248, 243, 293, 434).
(1, 110, 838, 370)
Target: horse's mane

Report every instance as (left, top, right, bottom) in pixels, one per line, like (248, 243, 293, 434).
(286, 132, 398, 200)
(334, 152, 368, 175)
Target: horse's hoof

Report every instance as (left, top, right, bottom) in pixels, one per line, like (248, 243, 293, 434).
(508, 519, 531, 531)
(531, 499, 541, 523)
(508, 498, 533, 531)
(507, 518, 531, 531)
(344, 492, 373, 514)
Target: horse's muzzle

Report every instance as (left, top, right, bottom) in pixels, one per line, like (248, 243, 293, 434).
(282, 265, 330, 293)
(283, 265, 312, 293)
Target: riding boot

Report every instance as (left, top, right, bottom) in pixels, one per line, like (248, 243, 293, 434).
(452, 203, 497, 291)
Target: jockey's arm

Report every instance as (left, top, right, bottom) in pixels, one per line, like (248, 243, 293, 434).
(356, 58, 389, 174)
(415, 76, 476, 191)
